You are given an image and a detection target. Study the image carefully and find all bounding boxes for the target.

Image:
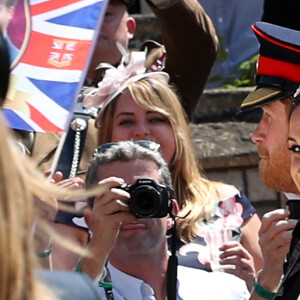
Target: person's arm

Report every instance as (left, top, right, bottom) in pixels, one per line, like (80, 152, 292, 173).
(241, 213, 264, 271)
(38, 171, 87, 270)
(51, 223, 89, 270)
(218, 214, 262, 291)
(250, 209, 297, 299)
(146, 0, 218, 118)
(79, 177, 136, 281)
(219, 240, 255, 290)
(34, 196, 57, 269)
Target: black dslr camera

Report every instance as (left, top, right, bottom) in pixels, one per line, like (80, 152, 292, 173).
(118, 178, 173, 218)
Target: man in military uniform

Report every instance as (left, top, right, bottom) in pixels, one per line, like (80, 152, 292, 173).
(239, 22, 300, 300)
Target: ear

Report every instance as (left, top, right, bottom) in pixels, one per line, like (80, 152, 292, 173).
(167, 199, 179, 230)
(126, 17, 136, 40)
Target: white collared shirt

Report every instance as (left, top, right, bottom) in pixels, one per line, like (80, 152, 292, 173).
(98, 262, 250, 300)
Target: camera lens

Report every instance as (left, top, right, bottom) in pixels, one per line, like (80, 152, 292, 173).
(130, 185, 160, 218)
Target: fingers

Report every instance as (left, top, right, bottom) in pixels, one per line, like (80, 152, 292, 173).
(93, 190, 131, 216)
(45, 170, 85, 190)
(84, 187, 136, 255)
(260, 218, 296, 242)
(57, 177, 84, 189)
(258, 209, 297, 267)
(220, 241, 252, 260)
(93, 178, 128, 208)
(260, 224, 294, 249)
(259, 216, 296, 266)
(219, 255, 253, 271)
(95, 176, 125, 191)
(86, 176, 135, 234)
(51, 171, 64, 183)
(260, 208, 290, 233)
(219, 241, 254, 270)
(219, 241, 255, 289)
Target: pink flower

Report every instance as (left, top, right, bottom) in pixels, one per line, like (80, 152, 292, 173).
(83, 50, 147, 108)
(215, 197, 244, 228)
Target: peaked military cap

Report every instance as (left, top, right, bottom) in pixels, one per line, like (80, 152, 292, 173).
(241, 21, 300, 111)
(112, 0, 136, 9)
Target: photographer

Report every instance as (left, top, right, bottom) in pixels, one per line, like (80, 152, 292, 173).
(78, 140, 250, 300)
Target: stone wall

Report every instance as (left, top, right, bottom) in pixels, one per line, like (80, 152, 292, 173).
(190, 120, 284, 218)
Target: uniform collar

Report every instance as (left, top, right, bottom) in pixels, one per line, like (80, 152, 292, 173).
(284, 193, 300, 200)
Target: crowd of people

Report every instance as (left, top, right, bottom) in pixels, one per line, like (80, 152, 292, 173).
(2, 0, 300, 299)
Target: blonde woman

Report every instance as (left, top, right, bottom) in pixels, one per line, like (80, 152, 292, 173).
(81, 51, 263, 289)
(0, 32, 102, 300)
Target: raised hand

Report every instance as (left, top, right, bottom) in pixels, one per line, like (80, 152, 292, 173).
(219, 241, 255, 290)
(82, 177, 136, 280)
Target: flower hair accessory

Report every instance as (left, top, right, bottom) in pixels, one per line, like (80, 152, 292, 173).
(82, 46, 169, 124)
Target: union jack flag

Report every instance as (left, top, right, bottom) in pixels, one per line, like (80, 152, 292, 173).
(2, 0, 108, 132)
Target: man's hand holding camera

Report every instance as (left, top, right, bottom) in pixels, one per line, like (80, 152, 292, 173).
(82, 176, 136, 280)
(85, 176, 137, 254)
(82, 176, 173, 281)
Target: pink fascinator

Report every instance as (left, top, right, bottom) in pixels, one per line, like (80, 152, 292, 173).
(83, 47, 169, 127)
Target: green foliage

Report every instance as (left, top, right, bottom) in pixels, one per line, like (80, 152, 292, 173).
(208, 35, 258, 88)
(222, 54, 258, 89)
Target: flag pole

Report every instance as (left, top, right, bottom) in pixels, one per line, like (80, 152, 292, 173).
(49, 131, 68, 178)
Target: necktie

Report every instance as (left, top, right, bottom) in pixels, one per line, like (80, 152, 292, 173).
(140, 282, 156, 300)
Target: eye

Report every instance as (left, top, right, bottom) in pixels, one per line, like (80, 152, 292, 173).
(105, 10, 113, 18)
(149, 117, 165, 123)
(147, 114, 167, 124)
(118, 118, 135, 126)
(289, 145, 300, 153)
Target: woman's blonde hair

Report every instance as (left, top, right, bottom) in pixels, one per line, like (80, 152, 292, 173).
(0, 112, 56, 299)
(97, 77, 224, 242)
(0, 112, 102, 300)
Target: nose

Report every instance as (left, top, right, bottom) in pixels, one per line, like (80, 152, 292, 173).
(251, 121, 265, 144)
(132, 122, 150, 139)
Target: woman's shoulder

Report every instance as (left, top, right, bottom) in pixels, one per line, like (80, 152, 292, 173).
(213, 183, 256, 223)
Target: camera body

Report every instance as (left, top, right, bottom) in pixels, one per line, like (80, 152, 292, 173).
(118, 178, 173, 218)
(287, 199, 300, 219)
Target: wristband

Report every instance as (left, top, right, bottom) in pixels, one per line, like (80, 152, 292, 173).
(76, 259, 113, 289)
(98, 267, 113, 289)
(35, 243, 53, 258)
(253, 269, 276, 300)
(75, 259, 82, 272)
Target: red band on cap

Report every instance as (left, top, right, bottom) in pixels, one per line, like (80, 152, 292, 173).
(252, 25, 300, 54)
(257, 56, 300, 83)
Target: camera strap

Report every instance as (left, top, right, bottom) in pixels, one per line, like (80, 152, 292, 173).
(103, 214, 179, 300)
(167, 215, 178, 300)
(102, 261, 114, 300)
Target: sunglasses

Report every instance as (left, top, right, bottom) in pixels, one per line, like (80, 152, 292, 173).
(93, 140, 161, 157)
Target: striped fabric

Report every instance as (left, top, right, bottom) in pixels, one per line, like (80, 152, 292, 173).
(3, 0, 108, 132)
